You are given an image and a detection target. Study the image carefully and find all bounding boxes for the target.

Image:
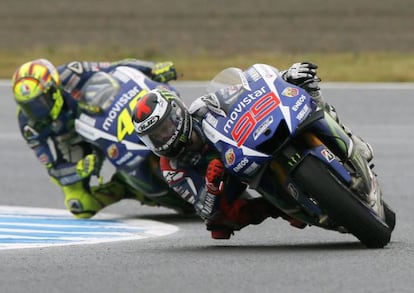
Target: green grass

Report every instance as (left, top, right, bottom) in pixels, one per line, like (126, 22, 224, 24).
(2, 47, 414, 82)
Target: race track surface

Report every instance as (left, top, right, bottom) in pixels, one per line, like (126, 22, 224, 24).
(0, 81, 413, 293)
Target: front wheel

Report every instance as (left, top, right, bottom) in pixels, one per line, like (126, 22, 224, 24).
(383, 201, 396, 231)
(292, 156, 393, 248)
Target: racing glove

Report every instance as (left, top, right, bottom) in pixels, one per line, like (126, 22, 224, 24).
(76, 154, 99, 179)
(196, 159, 226, 220)
(282, 62, 321, 90)
(151, 61, 177, 83)
(205, 158, 225, 195)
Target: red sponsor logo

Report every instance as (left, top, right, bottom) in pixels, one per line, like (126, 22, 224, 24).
(231, 92, 280, 147)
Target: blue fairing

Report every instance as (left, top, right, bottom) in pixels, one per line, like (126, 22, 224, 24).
(200, 65, 393, 239)
(304, 145, 352, 183)
(75, 66, 177, 170)
(204, 64, 316, 181)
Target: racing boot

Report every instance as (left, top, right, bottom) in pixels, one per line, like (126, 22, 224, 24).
(206, 198, 283, 239)
(324, 103, 374, 162)
(248, 197, 306, 229)
(207, 224, 234, 240)
(238, 197, 282, 224)
(310, 89, 374, 162)
(63, 176, 127, 218)
(62, 181, 124, 218)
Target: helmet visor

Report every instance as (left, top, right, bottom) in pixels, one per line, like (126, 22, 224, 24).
(139, 100, 184, 153)
(19, 90, 56, 122)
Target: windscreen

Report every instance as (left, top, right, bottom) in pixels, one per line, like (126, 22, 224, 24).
(81, 71, 120, 111)
(207, 67, 246, 113)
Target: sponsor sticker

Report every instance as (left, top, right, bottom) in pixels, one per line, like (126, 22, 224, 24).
(321, 148, 335, 162)
(282, 87, 299, 97)
(107, 143, 119, 159)
(225, 148, 236, 166)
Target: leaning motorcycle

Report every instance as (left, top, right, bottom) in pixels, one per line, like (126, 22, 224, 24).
(201, 64, 395, 248)
(74, 66, 194, 214)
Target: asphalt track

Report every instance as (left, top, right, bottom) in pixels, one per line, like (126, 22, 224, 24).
(0, 81, 413, 293)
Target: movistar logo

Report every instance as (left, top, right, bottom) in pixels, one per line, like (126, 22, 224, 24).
(103, 86, 139, 131)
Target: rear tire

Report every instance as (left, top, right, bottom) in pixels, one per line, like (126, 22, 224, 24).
(292, 156, 392, 248)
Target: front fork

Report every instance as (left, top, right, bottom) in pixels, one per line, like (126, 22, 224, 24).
(254, 109, 380, 227)
(260, 113, 358, 226)
(307, 111, 354, 161)
(272, 116, 382, 220)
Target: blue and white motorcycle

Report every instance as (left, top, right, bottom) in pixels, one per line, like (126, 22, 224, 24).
(75, 66, 194, 214)
(201, 64, 395, 248)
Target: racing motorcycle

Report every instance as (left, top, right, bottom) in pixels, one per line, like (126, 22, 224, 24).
(201, 64, 395, 248)
(74, 66, 194, 214)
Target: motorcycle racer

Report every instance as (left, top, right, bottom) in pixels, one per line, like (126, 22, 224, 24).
(11, 58, 193, 218)
(131, 61, 374, 239)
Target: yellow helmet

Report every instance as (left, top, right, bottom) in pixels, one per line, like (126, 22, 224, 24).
(12, 59, 64, 122)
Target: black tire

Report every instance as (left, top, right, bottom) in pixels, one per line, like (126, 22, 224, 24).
(292, 156, 392, 248)
(383, 201, 396, 231)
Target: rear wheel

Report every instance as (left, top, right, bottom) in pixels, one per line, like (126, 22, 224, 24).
(292, 156, 392, 248)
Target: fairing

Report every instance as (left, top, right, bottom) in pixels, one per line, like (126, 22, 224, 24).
(203, 64, 318, 181)
(75, 66, 177, 169)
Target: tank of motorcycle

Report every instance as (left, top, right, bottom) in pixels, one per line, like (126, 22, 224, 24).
(203, 64, 318, 181)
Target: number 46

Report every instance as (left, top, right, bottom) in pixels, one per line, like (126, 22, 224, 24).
(116, 90, 148, 141)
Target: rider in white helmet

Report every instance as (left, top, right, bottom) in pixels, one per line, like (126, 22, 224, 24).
(132, 61, 373, 239)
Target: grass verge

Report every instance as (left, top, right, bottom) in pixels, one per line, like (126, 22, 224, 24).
(1, 47, 414, 82)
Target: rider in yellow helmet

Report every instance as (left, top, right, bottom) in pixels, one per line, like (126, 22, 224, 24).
(13, 59, 63, 122)
(12, 58, 193, 218)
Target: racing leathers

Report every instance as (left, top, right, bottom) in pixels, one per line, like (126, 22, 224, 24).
(159, 125, 283, 239)
(17, 59, 193, 218)
(157, 61, 351, 239)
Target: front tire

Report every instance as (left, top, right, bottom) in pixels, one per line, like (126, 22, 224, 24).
(292, 156, 392, 248)
(383, 201, 396, 231)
